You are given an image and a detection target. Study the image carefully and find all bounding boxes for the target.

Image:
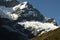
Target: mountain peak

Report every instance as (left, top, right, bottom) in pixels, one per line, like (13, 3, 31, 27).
(0, 1, 59, 40)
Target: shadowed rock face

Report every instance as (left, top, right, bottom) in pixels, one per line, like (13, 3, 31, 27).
(0, 25, 28, 40)
(44, 17, 58, 26)
(0, 18, 12, 25)
(0, 18, 28, 40)
(0, 0, 19, 7)
(0, 27, 20, 40)
(13, 2, 44, 22)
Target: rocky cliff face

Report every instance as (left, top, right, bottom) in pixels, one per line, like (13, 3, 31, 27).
(0, 0, 59, 40)
(0, 0, 19, 7)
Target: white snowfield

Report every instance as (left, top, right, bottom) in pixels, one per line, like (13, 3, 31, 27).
(18, 21, 59, 36)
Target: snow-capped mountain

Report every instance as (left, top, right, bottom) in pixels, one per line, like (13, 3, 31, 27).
(0, 1, 44, 21)
(0, 0, 59, 40)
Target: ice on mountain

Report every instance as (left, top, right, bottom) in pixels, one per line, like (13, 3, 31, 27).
(18, 21, 58, 36)
(0, 0, 59, 39)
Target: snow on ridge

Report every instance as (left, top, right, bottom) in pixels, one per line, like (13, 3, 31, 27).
(13, 1, 28, 11)
(18, 21, 59, 36)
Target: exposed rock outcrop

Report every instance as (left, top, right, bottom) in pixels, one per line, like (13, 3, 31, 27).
(13, 1, 44, 22)
(44, 17, 58, 26)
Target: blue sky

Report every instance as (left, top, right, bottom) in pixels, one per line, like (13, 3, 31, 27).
(19, 0, 60, 25)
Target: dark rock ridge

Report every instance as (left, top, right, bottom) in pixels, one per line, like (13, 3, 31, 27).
(15, 8, 44, 22)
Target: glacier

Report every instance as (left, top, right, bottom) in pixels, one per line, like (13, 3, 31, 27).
(0, 0, 59, 40)
(18, 21, 58, 36)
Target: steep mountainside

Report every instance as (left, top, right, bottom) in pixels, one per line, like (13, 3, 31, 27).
(0, 0, 60, 40)
(31, 28, 60, 40)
